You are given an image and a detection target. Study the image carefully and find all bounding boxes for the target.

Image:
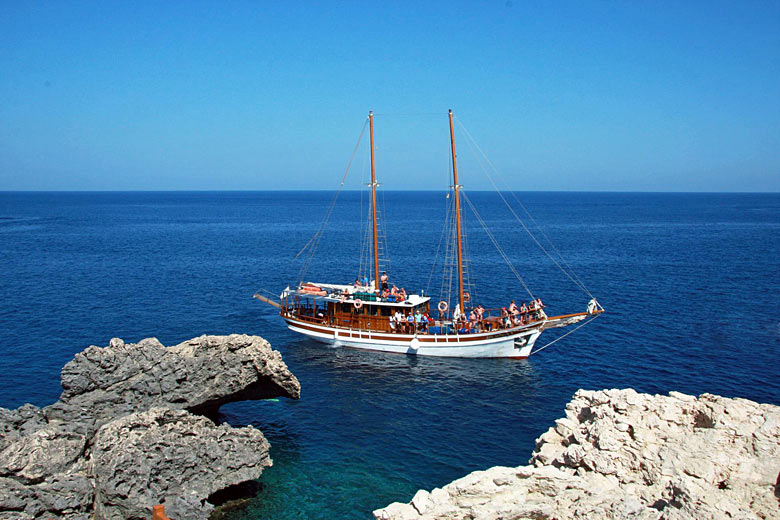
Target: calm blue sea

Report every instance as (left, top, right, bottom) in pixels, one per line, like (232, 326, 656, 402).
(1, 191, 778, 519)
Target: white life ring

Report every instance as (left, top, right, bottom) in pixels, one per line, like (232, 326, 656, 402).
(437, 301, 448, 312)
(353, 299, 363, 309)
(463, 292, 471, 302)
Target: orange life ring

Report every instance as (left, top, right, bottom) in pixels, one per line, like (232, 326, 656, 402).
(437, 301, 448, 312)
(463, 292, 471, 302)
(353, 299, 363, 309)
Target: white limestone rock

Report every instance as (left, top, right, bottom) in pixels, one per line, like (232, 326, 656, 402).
(373, 389, 780, 520)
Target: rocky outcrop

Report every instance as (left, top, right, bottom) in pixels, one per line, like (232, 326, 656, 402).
(47, 334, 301, 434)
(91, 408, 271, 520)
(0, 334, 299, 520)
(374, 389, 780, 520)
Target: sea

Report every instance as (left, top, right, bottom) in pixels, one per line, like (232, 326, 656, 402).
(1, 191, 778, 519)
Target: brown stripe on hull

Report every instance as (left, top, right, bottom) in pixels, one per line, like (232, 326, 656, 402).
(285, 318, 539, 344)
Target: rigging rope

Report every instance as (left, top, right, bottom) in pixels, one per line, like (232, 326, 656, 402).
(296, 119, 368, 284)
(455, 119, 596, 300)
(529, 314, 601, 355)
(461, 191, 535, 299)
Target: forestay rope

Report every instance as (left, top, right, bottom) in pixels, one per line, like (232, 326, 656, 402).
(296, 119, 368, 285)
(530, 314, 602, 355)
(456, 119, 597, 301)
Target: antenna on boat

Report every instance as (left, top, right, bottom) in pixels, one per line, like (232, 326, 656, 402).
(449, 109, 466, 314)
(369, 111, 380, 287)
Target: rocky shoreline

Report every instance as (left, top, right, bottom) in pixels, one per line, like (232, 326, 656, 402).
(0, 334, 300, 520)
(374, 388, 780, 520)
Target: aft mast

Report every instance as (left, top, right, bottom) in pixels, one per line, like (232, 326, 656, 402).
(369, 111, 380, 287)
(448, 109, 466, 315)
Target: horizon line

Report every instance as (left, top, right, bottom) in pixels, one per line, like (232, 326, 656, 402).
(0, 189, 779, 195)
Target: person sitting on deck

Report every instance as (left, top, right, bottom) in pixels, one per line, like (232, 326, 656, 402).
(381, 287, 390, 299)
(535, 298, 546, 319)
(500, 307, 509, 329)
(423, 311, 433, 327)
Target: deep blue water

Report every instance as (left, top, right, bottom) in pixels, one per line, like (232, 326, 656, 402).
(1, 191, 779, 519)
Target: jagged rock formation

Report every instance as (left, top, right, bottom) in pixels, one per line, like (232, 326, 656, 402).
(374, 389, 780, 520)
(0, 334, 300, 520)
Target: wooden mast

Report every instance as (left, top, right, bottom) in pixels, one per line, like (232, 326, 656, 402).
(369, 111, 380, 289)
(449, 109, 465, 315)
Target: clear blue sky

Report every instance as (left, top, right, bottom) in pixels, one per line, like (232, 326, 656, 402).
(1, 1, 778, 191)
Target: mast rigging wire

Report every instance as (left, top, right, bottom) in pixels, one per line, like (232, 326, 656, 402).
(461, 191, 535, 299)
(296, 119, 368, 284)
(455, 119, 596, 300)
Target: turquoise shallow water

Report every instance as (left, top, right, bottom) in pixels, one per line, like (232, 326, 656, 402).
(0, 191, 778, 518)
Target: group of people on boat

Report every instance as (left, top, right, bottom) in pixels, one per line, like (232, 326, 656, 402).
(451, 298, 546, 333)
(389, 308, 433, 334)
(353, 272, 409, 303)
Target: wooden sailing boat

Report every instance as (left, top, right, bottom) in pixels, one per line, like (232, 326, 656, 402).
(255, 110, 603, 358)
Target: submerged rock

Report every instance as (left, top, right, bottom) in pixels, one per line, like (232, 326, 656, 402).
(0, 334, 299, 520)
(374, 389, 780, 520)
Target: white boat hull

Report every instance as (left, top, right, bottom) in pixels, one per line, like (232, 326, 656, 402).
(284, 317, 541, 358)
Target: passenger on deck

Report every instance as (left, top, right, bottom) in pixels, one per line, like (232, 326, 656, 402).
(415, 309, 424, 332)
(394, 310, 404, 333)
(406, 312, 415, 333)
(528, 299, 536, 312)
(389, 313, 396, 331)
(475, 305, 485, 330)
(519, 301, 527, 314)
(423, 311, 433, 326)
(380, 272, 389, 292)
(509, 300, 519, 316)
(381, 287, 390, 299)
(500, 307, 509, 329)
(468, 310, 477, 332)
